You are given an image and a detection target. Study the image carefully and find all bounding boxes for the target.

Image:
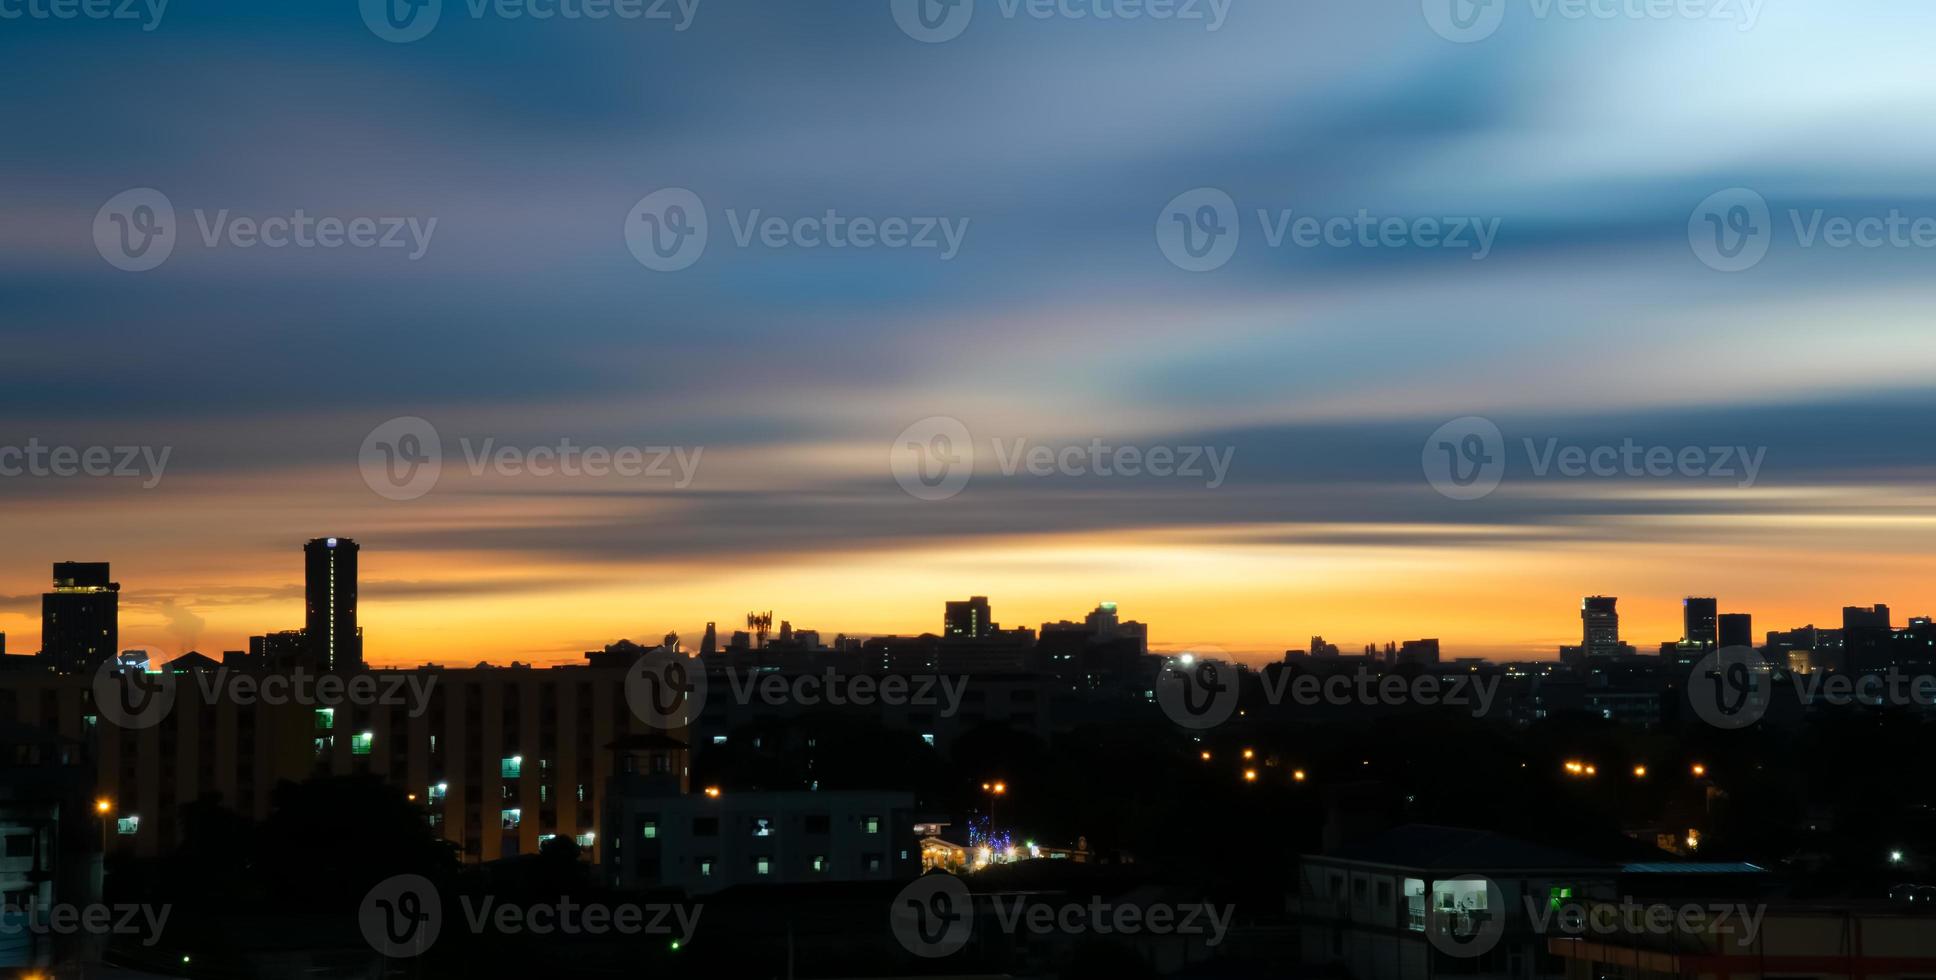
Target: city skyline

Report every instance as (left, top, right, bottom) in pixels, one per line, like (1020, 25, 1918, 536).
(2, 539, 1927, 666)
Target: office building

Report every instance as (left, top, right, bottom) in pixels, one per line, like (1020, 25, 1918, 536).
(603, 735, 916, 893)
(1717, 612, 1753, 650)
(1581, 596, 1621, 659)
(944, 597, 993, 639)
(304, 537, 361, 671)
(1396, 639, 1440, 666)
(40, 562, 119, 674)
(1682, 597, 1717, 650)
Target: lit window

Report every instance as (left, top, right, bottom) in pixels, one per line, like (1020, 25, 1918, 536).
(699, 859, 713, 877)
(576, 832, 595, 848)
(865, 816, 881, 834)
(351, 731, 374, 756)
(711, 735, 727, 745)
(116, 816, 140, 836)
(540, 785, 550, 803)
(921, 734, 935, 747)
(501, 808, 521, 830)
(577, 784, 586, 802)
(429, 782, 448, 803)
(501, 756, 522, 779)
(755, 857, 771, 875)
(642, 821, 657, 840)
(812, 855, 825, 872)
(315, 707, 334, 731)
(753, 818, 773, 837)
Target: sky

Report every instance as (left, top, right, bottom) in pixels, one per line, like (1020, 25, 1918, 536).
(4, 0, 1936, 666)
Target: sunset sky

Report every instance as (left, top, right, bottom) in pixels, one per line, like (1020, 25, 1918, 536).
(5, 1, 1936, 666)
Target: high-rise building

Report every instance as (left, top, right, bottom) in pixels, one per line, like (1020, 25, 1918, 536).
(1581, 596, 1621, 659)
(1397, 638, 1441, 666)
(304, 537, 361, 671)
(1718, 613, 1753, 650)
(1843, 604, 1891, 633)
(944, 597, 993, 639)
(1682, 597, 1718, 650)
(41, 562, 119, 673)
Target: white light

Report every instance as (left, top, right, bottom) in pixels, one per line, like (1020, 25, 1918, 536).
(1179, 653, 1195, 666)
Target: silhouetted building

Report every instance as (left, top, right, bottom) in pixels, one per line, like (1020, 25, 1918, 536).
(1843, 604, 1892, 669)
(1682, 597, 1717, 650)
(1718, 612, 1753, 650)
(247, 630, 308, 670)
(1581, 596, 1621, 659)
(40, 562, 118, 674)
(304, 537, 361, 671)
(944, 596, 993, 639)
(1396, 638, 1440, 666)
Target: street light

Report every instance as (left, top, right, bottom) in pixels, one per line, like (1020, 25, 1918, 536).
(95, 798, 111, 854)
(983, 780, 1007, 834)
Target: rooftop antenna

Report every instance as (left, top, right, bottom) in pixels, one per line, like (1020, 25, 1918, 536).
(747, 611, 774, 648)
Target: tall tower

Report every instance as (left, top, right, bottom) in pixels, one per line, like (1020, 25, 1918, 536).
(42, 562, 119, 673)
(305, 537, 361, 671)
(1581, 596, 1621, 659)
(1682, 597, 1718, 650)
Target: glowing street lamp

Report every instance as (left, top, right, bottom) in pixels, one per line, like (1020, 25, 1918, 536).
(1691, 763, 1708, 778)
(1292, 769, 1307, 783)
(1243, 769, 1258, 783)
